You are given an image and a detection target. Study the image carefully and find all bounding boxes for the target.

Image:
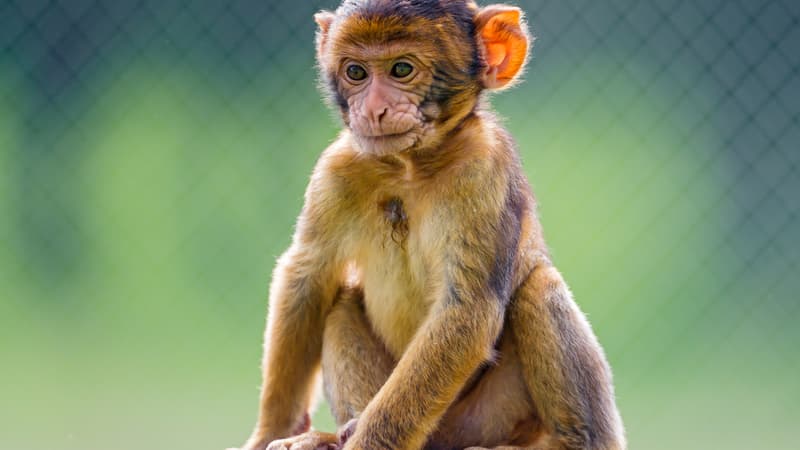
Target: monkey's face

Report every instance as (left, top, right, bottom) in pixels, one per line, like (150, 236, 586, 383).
(335, 52, 442, 156)
(314, 1, 485, 156)
(314, 1, 530, 156)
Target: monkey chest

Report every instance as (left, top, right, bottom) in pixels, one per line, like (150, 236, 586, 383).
(352, 196, 437, 358)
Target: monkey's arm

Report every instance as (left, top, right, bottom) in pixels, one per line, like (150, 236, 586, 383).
(348, 291, 504, 450)
(243, 166, 346, 449)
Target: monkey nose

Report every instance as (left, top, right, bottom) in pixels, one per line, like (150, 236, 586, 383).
(364, 81, 390, 128)
(365, 98, 388, 127)
(371, 106, 388, 125)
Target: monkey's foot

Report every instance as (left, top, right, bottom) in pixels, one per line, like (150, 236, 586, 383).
(265, 431, 339, 450)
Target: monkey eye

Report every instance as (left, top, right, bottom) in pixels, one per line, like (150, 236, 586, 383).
(345, 64, 368, 82)
(390, 62, 414, 79)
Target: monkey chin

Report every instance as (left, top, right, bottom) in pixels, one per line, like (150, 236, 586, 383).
(352, 130, 419, 157)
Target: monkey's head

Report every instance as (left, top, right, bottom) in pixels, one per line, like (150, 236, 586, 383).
(314, 0, 530, 156)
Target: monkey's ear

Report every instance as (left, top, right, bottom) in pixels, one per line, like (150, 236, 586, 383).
(475, 5, 530, 90)
(314, 11, 336, 61)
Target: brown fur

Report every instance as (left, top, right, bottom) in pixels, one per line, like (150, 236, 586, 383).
(232, 2, 625, 450)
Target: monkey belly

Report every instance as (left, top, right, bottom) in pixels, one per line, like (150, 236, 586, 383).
(358, 258, 432, 359)
(425, 331, 544, 449)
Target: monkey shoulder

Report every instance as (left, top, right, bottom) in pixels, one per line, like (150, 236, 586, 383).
(440, 117, 546, 271)
(438, 123, 528, 215)
(292, 137, 362, 242)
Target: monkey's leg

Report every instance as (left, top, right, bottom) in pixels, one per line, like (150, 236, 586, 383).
(510, 265, 626, 450)
(322, 286, 395, 426)
(236, 244, 341, 450)
(264, 287, 394, 450)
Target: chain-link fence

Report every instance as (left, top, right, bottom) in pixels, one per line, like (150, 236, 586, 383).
(1, 1, 797, 449)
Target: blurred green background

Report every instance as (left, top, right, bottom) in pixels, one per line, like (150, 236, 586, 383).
(1, 1, 798, 449)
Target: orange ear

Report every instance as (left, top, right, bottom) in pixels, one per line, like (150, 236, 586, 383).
(475, 5, 530, 90)
(314, 11, 335, 61)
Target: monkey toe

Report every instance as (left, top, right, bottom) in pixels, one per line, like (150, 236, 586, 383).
(265, 431, 340, 450)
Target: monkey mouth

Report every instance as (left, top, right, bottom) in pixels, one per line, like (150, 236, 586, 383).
(358, 130, 413, 140)
(354, 130, 418, 155)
